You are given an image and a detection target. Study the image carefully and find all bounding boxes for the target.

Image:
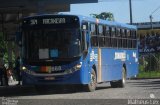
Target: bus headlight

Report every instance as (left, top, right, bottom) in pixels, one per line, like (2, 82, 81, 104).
(21, 66, 35, 75)
(22, 66, 27, 70)
(74, 62, 82, 70)
(75, 64, 82, 69)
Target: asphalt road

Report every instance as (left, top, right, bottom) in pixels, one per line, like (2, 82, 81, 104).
(0, 79, 160, 105)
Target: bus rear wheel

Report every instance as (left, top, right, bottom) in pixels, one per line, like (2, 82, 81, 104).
(84, 69, 97, 92)
(110, 67, 126, 88)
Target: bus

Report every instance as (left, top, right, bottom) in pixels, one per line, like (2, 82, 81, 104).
(19, 14, 138, 92)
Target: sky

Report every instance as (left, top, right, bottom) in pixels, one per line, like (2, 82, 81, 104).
(63, 0, 160, 23)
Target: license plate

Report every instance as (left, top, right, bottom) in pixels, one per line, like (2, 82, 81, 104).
(44, 77, 55, 80)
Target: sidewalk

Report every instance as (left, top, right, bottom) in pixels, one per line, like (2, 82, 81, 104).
(0, 80, 20, 93)
(0, 81, 35, 96)
(0, 80, 19, 87)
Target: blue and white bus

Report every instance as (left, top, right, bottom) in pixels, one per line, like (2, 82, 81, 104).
(20, 14, 138, 92)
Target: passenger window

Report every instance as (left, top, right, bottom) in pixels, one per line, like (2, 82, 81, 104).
(111, 27, 116, 37)
(91, 23, 98, 47)
(90, 24, 96, 35)
(98, 25, 105, 47)
(105, 26, 110, 36)
(111, 27, 117, 47)
(82, 21, 88, 30)
(117, 28, 121, 37)
(98, 25, 103, 35)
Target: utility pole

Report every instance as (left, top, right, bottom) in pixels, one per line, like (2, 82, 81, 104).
(149, 5, 160, 29)
(149, 15, 153, 29)
(129, 0, 133, 24)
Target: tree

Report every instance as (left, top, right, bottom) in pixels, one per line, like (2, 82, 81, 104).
(90, 12, 114, 21)
(0, 32, 7, 56)
(0, 32, 9, 64)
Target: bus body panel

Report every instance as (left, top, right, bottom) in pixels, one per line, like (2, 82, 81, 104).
(92, 48, 138, 82)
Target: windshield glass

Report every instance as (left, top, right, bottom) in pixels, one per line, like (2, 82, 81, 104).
(22, 28, 81, 62)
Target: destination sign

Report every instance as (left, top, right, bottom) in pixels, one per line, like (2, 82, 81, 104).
(22, 16, 79, 28)
(25, 18, 66, 25)
(43, 18, 66, 24)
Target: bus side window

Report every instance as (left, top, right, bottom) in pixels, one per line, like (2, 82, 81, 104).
(91, 23, 98, 47)
(98, 25, 103, 35)
(117, 28, 121, 37)
(122, 29, 126, 48)
(105, 26, 110, 47)
(112, 27, 116, 37)
(122, 29, 125, 47)
(127, 29, 131, 48)
(130, 30, 133, 48)
(82, 31, 89, 51)
(120, 29, 124, 48)
(90, 23, 96, 35)
(132, 30, 137, 48)
(111, 27, 116, 47)
(98, 25, 104, 47)
(117, 28, 121, 48)
(82, 21, 88, 30)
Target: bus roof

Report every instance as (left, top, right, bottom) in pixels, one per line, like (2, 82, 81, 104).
(23, 14, 137, 30)
(76, 15, 137, 30)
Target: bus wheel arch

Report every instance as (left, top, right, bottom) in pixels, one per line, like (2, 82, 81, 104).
(84, 66, 97, 92)
(92, 65, 97, 81)
(123, 63, 127, 77)
(110, 64, 127, 88)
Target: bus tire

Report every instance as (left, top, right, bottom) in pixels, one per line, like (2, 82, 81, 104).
(110, 67, 126, 88)
(84, 69, 97, 92)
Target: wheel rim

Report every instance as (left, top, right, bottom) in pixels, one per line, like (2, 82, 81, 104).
(122, 68, 126, 84)
(90, 71, 96, 88)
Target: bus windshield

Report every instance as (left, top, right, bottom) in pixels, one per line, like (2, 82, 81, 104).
(23, 28, 81, 63)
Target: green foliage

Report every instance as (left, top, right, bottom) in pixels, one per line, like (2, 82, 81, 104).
(139, 53, 160, 72)
(0, 32, 6, 50)
(0, 32, 8, 63)
(137, 70, 160, 78)
(0, 32, 7, 53)
(90, 12, 114, 21)
(138, 53, 160, 78)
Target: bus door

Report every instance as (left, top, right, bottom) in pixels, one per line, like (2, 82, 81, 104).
(81, 30, 91, 82)
(81, 22, 89, 59)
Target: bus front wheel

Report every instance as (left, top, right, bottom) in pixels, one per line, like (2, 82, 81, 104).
(110, 67, 126, 88)
(84, 69, 97, 92)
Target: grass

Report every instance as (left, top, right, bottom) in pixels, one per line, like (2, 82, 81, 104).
(137, 70, 160, 78)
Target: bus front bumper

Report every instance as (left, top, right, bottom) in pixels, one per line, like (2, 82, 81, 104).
(21, 70, 82, 85)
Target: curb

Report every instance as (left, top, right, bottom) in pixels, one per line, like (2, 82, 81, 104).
(129, 77, 160, 80)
